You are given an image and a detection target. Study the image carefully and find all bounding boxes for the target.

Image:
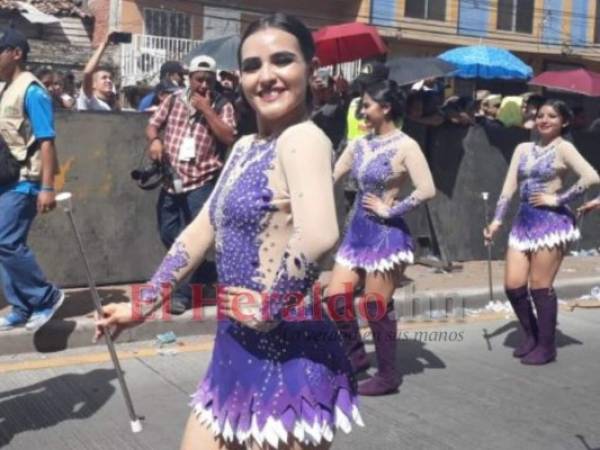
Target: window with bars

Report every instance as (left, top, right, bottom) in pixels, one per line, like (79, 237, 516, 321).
(144, 8, 191, 39)
(497, 0, 534, 33)
(405, 0, 446, 21)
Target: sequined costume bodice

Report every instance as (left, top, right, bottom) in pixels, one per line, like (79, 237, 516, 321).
(493, 139, 599, 222)
(334, 130, 435, 220)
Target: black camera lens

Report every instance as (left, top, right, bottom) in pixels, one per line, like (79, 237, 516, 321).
(130, 161, 162, 183)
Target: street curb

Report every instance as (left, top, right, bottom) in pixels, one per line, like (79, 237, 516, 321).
(1, 276, 598, 356)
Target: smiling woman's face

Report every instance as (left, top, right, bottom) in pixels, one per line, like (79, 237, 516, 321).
(535, 104, 567, 140)
(239, 27, 311, 134)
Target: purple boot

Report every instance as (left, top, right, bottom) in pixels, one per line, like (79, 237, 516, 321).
(328, 296, 371, 375)
(357, 301, 400, 396)
(521, 287, 557, 365)
(506, 286, 538, 358)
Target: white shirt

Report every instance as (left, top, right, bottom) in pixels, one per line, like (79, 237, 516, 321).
(76, 87, 112, 111)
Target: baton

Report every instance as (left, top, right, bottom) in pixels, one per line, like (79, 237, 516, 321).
(56, 192, 143, 433)
(482, 192, 494, 302)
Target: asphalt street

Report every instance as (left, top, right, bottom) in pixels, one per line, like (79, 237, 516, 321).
(0, 310, 599, 450)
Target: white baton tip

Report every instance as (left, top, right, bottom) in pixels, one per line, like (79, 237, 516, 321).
(481, 192, 489, 200)
(130, 419, 143, 433)
(56, 192, 72, 203)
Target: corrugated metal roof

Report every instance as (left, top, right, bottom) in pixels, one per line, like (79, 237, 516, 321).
(0, 0, 91, 19)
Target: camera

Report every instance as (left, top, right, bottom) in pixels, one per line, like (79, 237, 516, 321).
(110, 31, 132, 45)
(131, 160, 162, 183)
(131, 160, 182, 193)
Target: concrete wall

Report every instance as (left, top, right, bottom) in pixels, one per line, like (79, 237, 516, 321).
(3, 114, 600, 293)
(28, 111, 164, 288)
(415, 122, 600, 262)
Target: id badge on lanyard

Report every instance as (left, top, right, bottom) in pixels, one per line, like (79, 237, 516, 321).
(178, 133, 196, 161)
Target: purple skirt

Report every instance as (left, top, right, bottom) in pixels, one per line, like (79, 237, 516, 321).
(508, 202, 579, 252)
(190, 317, 363, 447)
(336, 202, 414, 273)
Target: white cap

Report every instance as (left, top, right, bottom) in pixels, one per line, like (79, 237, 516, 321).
(189, 55, 217, 74)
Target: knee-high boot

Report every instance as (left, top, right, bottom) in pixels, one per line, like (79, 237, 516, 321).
(506, 286, 538, 357)
(327, 296, 371, 375)
(357, 301, 400, 396)
(521, 287, 557, 365)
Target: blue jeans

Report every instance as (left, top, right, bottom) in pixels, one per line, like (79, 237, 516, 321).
(0, 191, 59, 319)
(157, 182, 217, 302)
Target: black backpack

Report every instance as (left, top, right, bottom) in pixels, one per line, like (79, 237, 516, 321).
(0, 134, 28, 187)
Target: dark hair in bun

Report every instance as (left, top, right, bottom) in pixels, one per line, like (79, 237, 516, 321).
(364, 80, 406, 121)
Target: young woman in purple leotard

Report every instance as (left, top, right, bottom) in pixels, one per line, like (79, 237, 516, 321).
(96, 13, 362, 450)
(326, 80, 436, 396)
(484, 100, 599, 365)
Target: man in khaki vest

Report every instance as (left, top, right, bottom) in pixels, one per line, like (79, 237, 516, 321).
(0, 28, 64, 332)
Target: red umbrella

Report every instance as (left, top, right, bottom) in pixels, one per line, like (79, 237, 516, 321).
(313, 22, 387, 66)
(529, 68, 600, 96)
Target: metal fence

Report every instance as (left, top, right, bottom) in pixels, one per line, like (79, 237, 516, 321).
(120, 34, 201, 86)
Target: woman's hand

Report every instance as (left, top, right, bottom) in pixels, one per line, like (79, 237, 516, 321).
(483, 221, 501, 245)
(219, 286, 278, 332)
(362, 193, 391, 218)
(94, 303, 142, 343)
(529, 192, 558, 208)
(577, 198, 600, 216)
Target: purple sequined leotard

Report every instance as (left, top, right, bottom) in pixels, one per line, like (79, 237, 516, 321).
(334, 130, 435, 272)
(143, 122, 362, 447)
(493, 138, 599, 251)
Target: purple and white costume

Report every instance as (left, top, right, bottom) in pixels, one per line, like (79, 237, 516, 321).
(333, 130, 435, 273)
(143, 122, 362, 447)
(493, 138, 599, 251)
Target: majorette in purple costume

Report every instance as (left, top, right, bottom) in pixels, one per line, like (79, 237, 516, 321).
(97, 13, 362, 448)
(492, 138, 599, 252)
(488, 122, 599, 366)
(139, 123, 362, 447)
(335, 129, 435, 273)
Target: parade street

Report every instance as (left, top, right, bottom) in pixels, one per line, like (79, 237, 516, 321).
(1, 309, 598, 450)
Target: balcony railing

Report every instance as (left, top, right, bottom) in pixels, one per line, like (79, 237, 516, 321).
(120, 34, 363, 86)
(120, 34, 201, 86)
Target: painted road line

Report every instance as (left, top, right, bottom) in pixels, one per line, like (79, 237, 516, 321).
(0, 341, 214, 374)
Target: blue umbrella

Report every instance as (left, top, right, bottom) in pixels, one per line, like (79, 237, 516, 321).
(438, 45, 533, 80)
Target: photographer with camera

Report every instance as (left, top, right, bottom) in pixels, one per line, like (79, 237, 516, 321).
(145, 55, 236, 314)
(77, 31, 130, 111)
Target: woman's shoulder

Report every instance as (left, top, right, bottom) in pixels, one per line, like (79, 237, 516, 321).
(514, 141, 533, 155)
(398, 132, 420, 150)
(392, 132, 422, 158)
(277, 120, 332, 151)
(280, 120, 328, 140)
(234, 133, 256, 146)
(554, 138, 578, 154)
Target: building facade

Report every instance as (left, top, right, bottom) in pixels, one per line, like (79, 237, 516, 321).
(0, 0, 94, 71)
(370, 0, 600, 72)
(93, 0, 600, 85)
(99, 0, 368, 85)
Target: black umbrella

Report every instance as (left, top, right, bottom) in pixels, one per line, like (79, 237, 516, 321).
(387, 56, 456, 86)
(184, 34, 240, 72)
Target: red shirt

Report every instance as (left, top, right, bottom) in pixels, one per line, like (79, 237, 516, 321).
(149, 90, 236, 193)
